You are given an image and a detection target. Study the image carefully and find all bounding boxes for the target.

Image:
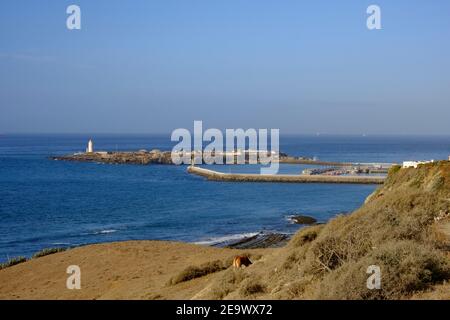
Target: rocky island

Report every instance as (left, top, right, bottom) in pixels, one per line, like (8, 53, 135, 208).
(52, 149, 384, 168)
(52, 149, 174, 165)
(51, 140, 393, 173)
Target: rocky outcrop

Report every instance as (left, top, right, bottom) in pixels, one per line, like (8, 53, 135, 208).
(223, 232, 290, 249)
(52, 149, 173, 165)
(289, 215, 318, 225)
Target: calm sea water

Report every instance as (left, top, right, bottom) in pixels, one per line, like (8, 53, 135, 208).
(0, 134, 449, 261)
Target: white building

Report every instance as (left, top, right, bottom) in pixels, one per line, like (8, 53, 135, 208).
(86, 139, 94, 153)
(402, 160, 434, 168)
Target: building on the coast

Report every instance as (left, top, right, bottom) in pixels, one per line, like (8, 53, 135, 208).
(402, 160, 434, 168)
(86, 139, 94, 153)
(221, 150, 242, 157)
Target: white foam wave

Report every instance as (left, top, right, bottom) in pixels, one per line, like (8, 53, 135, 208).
(95, 229, 117, 234)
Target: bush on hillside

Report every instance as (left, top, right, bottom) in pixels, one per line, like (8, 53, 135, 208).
(315, 241, 450, 299)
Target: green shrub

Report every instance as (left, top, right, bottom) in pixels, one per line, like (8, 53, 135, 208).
(0, 256, 27, 270)
(32, 247, 66, 259)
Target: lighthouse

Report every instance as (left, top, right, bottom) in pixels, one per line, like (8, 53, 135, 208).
(86, 139, 94, 153)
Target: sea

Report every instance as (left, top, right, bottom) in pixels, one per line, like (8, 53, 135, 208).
(0, 134, 449, 262)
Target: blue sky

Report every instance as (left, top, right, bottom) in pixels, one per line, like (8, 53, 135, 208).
(1, 0, 449, 134)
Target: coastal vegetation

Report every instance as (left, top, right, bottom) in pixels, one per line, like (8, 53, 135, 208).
(0, 248, 67, 271)
(0, 256, 27, 270)
(32, 248, 67, 259)
(190, 161, 450, 299)
(275, 162, 448, 298)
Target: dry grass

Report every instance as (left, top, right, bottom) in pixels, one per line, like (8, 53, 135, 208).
(315, 241, 449, 299)
(204, 161, 450, 300)
(209, 268, 248, 299)
(289, 224, 324, 248)
(168, 259, 229, 285)
(239, 278, 266, 296)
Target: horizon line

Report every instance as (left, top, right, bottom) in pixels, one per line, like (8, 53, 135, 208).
(2, 132, 450, 137)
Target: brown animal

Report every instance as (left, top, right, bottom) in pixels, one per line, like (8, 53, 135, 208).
(232, 255, 252, 268)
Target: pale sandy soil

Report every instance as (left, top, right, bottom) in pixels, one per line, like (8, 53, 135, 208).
(0, 241, 271, 300)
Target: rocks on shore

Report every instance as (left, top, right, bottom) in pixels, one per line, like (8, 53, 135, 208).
(289, 215, 318, 225)
(224, 232, 290, 249)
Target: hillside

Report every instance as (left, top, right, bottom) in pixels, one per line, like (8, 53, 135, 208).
(192, 161, 450, 299)
(0, 161, 449, 299)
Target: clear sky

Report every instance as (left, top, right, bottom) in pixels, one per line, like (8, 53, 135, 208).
(1, 0, 449, 134)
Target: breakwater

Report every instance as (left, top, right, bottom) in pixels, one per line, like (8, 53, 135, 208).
(187, 166, 385, 184)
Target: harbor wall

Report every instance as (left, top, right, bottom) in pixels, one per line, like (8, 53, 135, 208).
(187, 166, 385, 184)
